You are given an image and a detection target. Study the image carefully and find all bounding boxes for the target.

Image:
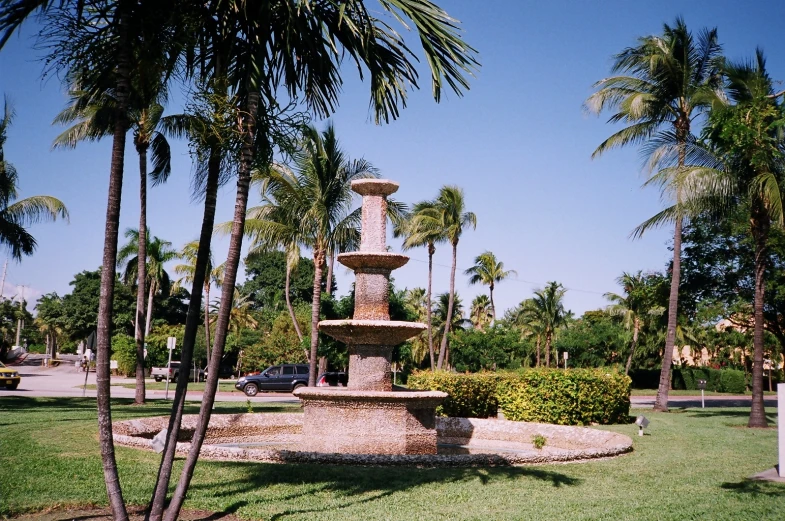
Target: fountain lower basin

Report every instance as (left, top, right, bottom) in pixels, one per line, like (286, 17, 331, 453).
(112, 413, 633, 466)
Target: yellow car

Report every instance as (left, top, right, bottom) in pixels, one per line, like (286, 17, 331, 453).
(0, 362, 20, 390)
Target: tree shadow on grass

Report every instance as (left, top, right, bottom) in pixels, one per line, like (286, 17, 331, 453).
(720, 479, 785, 497)
(677, 407, 777, 424)
(187, 460, 581, 519)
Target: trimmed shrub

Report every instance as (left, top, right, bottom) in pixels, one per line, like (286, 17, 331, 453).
(497, 369, 630, 425)
(633, 367, 747, 393)
(408, 371, 499, 418)
(409, 368, 631, 425)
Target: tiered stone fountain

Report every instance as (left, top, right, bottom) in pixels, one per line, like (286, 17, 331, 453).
(113, 178, 635, 466)
(294, 179, 447, 455)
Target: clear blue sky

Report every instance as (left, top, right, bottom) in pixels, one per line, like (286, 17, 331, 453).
(0, 0, 784, 317)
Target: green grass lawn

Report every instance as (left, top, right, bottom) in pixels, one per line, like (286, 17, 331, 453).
(0, 397, 782, 520)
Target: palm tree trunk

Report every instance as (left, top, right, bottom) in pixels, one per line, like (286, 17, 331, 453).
(545, 331, 551, 368)
(536, 335, 541, 367)
(95, 3, 132, 519)
(145, 279, 155, 336)
(285, 263, 303, 342)
(134, 146, 148, 404)
(489, 284, 496, 322)
(437, 242, 458, 370)
(749, 208, 770, 428)
(426, 243, 435, 371)
(147, 143, 221, 521)
(163, 90, 259, 521)
(625, 317, 639, 375)
(654, 217, 682, 412)
(204, 283, 211, 368)
(308, 247, 325, 386)
(325, 249, 334, 296)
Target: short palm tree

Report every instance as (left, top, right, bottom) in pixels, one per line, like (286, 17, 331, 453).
(394, 200, 448, 370)
(210, 288, 257, 336)
(513, 300, 546, 367)
(587, 17, 723, 411)
(117, 229, 178, 336)
(173, 241, 224, 366)
(470, 294, 493, 331)
(0, 98, 69, 260)
(432, 292, 470, 368)
(403, 287, 429, 366)
(413, 186, 476, 370)
(529, 281, 568, 368)
(605, 271, 660, 375)
(464, 251, 516, 321)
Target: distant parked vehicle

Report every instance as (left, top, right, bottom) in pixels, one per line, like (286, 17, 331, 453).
(235, 364, 309, 396)
(316, 371, 347, 387)
(151, 361, 204, 382)
(0, 362, 20, 390)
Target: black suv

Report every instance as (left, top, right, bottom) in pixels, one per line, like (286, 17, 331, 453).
(236, 364, 309, 396)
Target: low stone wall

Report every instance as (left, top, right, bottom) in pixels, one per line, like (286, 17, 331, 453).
(113, 413, 632, 466)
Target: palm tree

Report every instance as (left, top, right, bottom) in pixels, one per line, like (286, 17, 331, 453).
(605, 271, 650, 375)
(413, 186, 476, 370)
(0, 98, 69, 261)
(395, 200, 447, 370)
(432, 291, 470, 368)
(528, 282, 568, 368)
(470, 294, 493, 331)
(669, 51, 785, 427)
(53, 91, 173, 406)
(404, 287, 429, 366)
(240, 124, 375, 387)
(117, 229, 178, 336)
(173, 241, 224, 366)
(587, 17, 723, 412)
(210, 288, 257, 336)
(513, 300, 546, 367)
(464, 251, 516, 321)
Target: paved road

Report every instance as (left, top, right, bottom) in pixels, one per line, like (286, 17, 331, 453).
(2, 353, 777, 408)
(1, 353, 298, 404)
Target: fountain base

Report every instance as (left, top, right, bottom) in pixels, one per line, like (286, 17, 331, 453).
(294, 388, 447, 455)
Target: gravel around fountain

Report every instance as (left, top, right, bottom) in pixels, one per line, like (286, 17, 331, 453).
(113, 413, 633, 466)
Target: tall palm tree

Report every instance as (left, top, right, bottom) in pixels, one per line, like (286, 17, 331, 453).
(117, 229, 178, 336)
(173, 240, 224, 366)
(661, 51, 785, 427)
(395, 200, 447, 370)
(464, 250, 516, 321)
(432, 291, 470, 368)
(470, 294, 493, 331)
(587, 17, 723, 411)
(53, 92, 173, 406)
(240, 124, 376, 386)
(413, 186, 476, 370)
(529, 281, 568, 368)
(403, 287, 429, 366)
(0, 98, 69, 261)
(605, 271, 650, 375)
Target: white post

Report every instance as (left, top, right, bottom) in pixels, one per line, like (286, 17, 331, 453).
(165, 337, 175, 400)
(779, 383, 784, 478)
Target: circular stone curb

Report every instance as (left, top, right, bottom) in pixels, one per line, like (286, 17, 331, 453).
(113, 413, 633, 467)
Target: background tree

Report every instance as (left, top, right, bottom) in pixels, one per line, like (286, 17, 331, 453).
(395, 200, 446, 370)
(432, 291, 470, 368)
(530, 281, 569, 367)
(464, 250, 516, 321)
(469, 294, 493, 331)
(413, 186, 476, 369)
(587, 18, 723, 412)
(0, 98, 69, 260)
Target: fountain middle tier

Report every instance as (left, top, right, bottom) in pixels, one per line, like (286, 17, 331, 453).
(318, 319, 426, 346)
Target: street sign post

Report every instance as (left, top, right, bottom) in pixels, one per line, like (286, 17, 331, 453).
(563, 351, 568, 369)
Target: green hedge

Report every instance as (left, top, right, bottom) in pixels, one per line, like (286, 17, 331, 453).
(408, 371, 499, 418)
(632, 367, 748, 394)
(409, 369, 631, 425)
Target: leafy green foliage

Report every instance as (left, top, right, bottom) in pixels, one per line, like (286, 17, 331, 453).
(111, 334, 137, 376)
(408, 370, 499, 418)
(449, 326, 527, 372)
(532, 434, 547, 450)
(410, 369, 631, 425)
(240, 251, 320, 310)
(631, 367, 749, 393)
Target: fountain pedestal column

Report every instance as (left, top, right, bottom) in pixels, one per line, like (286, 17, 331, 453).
(294, 179, 446, 455)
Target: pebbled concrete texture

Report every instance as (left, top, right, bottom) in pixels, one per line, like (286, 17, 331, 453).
(112, 413, 634, 466)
